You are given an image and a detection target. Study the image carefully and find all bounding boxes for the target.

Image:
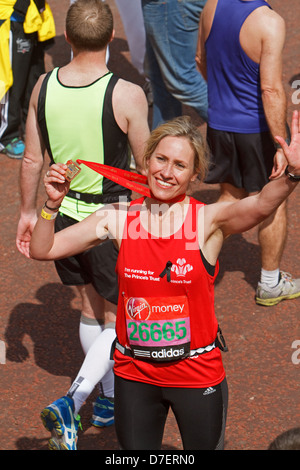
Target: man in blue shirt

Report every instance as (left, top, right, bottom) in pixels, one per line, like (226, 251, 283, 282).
(196, 0, 300, 306)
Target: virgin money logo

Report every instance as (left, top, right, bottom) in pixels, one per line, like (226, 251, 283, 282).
(126, 297, 151, 321)
(171, 258, 193, 277)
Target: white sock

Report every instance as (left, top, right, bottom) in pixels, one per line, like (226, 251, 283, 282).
(260, 268, 280, 288)
(68, 326, 116, 414)
(79, 314, 103, 355)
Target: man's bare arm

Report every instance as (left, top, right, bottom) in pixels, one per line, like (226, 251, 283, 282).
(195, 0, 217, 81)
(16, 75, 46, 257)
(259, 10, 287, 178)
(113, 80, 150, 174)
(259, 11, 287, 141)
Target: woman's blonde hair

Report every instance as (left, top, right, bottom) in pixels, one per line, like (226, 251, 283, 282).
(143, 116, 209, 181)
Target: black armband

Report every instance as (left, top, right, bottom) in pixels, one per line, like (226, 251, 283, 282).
(285, 165, 300, 182)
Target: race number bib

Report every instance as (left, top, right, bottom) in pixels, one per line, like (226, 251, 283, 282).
(124, 295, 191, 362)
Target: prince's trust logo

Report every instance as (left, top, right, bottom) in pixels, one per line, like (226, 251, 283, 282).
(171, 258, 193, 277)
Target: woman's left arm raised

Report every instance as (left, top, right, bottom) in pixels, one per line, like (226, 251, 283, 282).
(206, 110, 300, 241)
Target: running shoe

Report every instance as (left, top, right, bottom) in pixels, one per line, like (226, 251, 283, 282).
(40, 395, 81, 450)
(255, 271, 300, 306)
(90, 395, 114, 428)
(2, 138, 24, 159)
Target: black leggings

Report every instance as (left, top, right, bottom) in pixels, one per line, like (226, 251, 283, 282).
(114, 375, 228, 450)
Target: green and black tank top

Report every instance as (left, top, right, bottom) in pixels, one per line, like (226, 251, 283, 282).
(37, 67, 130, 221)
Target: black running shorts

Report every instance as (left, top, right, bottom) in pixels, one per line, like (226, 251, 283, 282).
(54, 213, 119, 305)
(205, 126, 276, 193)
(114, 375, 228, 450)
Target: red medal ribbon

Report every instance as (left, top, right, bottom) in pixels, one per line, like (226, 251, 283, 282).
(77, 160, 186, 203)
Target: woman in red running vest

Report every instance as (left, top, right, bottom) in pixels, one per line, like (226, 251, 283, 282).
(30, 111, 300, 450)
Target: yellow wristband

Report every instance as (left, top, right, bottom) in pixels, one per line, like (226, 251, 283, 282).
(41, 207, 58, 220)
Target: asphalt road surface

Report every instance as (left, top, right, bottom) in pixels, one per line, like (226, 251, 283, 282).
(0, 0, 299, 452)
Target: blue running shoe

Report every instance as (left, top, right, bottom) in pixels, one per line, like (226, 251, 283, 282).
(40, 395, 81, 450)
(2, 138, 24, 159)
(91, 396, 114, 428)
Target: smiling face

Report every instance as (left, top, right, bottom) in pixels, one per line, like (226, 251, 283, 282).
(146, 136, 198, 201)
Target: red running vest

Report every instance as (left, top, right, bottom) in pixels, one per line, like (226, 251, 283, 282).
(114, 197, 226, 388)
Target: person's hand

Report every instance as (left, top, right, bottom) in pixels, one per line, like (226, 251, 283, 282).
(16, 213, 38, 258)
(275, 110, 300, 174)
(44, 163, 70, 206)
(269, 148, 287, 180)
